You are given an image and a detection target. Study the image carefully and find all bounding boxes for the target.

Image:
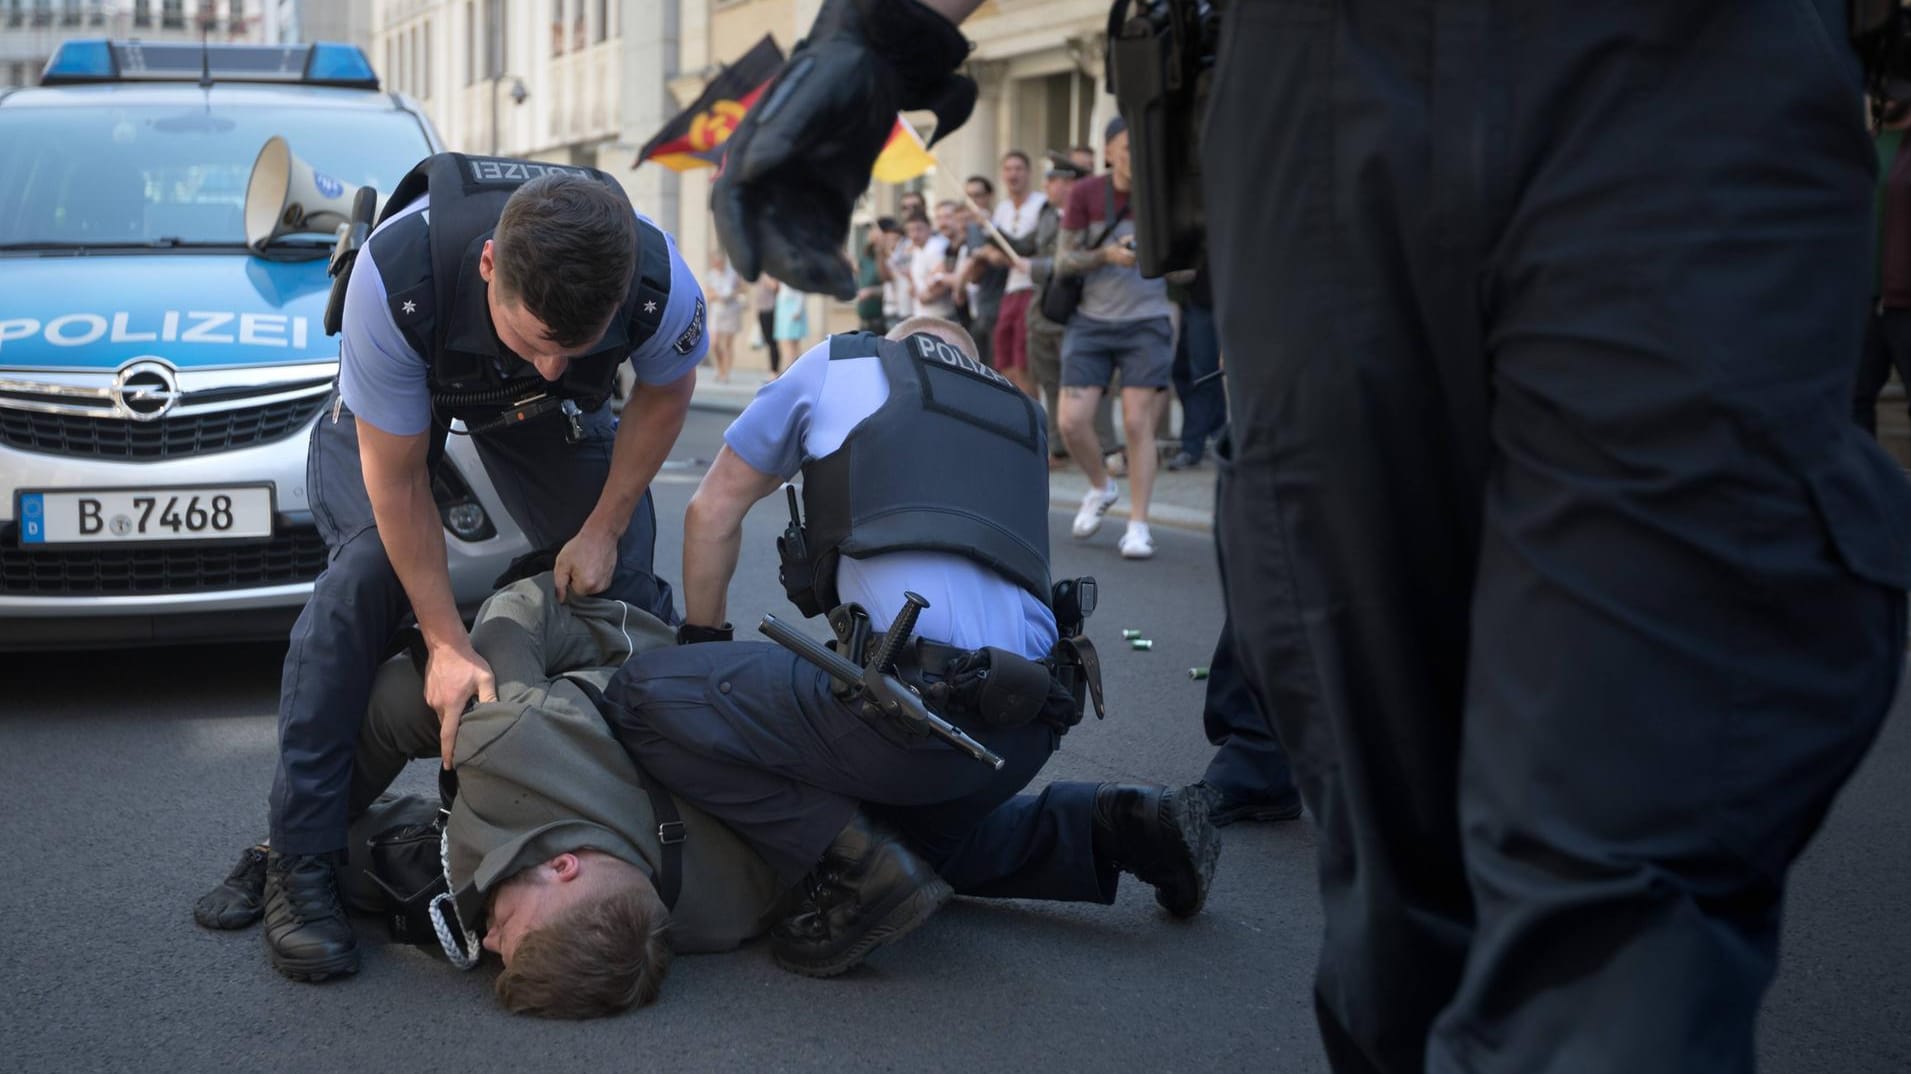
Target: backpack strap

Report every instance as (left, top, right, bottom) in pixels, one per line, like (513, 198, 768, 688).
(566, 672, 683, 911)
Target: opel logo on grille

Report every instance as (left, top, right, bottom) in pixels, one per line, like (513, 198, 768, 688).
(113, 360, 181, 422)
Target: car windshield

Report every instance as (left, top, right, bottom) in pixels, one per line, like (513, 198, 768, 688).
(0, 103, 431, 249)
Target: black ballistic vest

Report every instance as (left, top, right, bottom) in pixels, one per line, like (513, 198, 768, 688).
(350, 153, 675, 426)
(793, 332, 1052, 613)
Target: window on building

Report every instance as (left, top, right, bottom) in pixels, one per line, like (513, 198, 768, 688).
(465, 2, 476, 85)
(573, 3, 584, 51)
(131, 0, 149, 29)
(88, 0, 104, 26)
(228, 0, 243, 34)
(29, 0, 51, 29)
(58, 0, 76, 27)
(594, 0, 606, 43)
(421, 19, 431, 99)
(161, 0, 184, 31)
(4, 0, 22, 30)
(550, 0, 565, 57)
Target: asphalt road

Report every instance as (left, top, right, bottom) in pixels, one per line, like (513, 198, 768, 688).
(1, 409, 1906, 1074)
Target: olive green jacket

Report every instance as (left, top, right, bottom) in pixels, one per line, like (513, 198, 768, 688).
(357, 574, 786, 953)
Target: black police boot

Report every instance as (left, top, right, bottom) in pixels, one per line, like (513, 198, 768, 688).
(1192, 779, 1304, 827)
(1092, 783, 1221, 918)
(770, 813, 953, 979)
(192, 843, 270, 930)
(261, 850, 359, 982)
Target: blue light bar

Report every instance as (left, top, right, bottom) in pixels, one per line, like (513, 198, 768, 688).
(40, 40, 116, 83)
(36, 39, 379, 91)
(305, 42, 379, 88)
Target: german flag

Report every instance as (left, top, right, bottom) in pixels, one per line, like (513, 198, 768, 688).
(636, 35, 784, 172)
(636, 35, 938, 183)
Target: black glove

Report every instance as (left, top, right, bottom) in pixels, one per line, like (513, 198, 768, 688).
(713, 0, 975, 300)
(676, 622, 735, 645)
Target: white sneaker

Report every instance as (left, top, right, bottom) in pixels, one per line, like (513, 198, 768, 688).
(1119, 521, 1155, 560)
(1072, 481, 1121, 539)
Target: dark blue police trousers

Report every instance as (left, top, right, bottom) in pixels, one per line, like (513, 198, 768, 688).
(268, 397, 674, 855)
(1202, 435, 1300, 803)
(1206, 2, 1911, 1071)
(605, 641, 1115, 903)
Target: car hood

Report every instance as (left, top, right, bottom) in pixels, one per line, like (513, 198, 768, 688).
(0, 253, 337, 371)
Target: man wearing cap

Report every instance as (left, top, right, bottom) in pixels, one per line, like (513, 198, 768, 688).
(1027, 151, 1091, 459)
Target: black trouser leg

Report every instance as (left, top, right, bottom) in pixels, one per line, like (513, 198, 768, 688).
(269, 409, 415, 855)
(1201, 434, 1300, 801)
(1207, 2, 1909, 1072)
(1859, 307, 1911, 437)
(1207, 5, 1479, 1068)
(1854, 309, 1891, 434)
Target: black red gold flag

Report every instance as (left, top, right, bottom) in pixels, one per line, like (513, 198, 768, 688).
(635, 34, 784, 172)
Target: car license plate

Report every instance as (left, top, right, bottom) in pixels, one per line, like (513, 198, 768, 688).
(17, 486, 274, 545)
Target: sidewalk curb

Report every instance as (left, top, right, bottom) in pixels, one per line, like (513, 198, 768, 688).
(687, 388, 1218, 534)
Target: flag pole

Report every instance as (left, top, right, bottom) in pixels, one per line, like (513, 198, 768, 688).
(962, 194, 1030, 273)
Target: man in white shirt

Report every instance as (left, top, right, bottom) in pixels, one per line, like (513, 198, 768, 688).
(988, 149, 1046, 396)
(907, 210, 955, 319)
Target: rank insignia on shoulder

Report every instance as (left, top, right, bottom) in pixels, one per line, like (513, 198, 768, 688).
(389, 285, 430, 322)
(673, 296, 706, 355)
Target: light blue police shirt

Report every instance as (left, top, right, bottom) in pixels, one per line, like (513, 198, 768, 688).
(723, 337, 1059, 662)
(338, 194, 708, 436)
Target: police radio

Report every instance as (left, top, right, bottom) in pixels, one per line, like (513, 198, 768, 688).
(776, 484, 824, 618)
(1106, 0, 1220, 278)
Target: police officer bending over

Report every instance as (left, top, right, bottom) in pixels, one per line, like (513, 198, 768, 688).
(194, 153, 705, 982)
(601, 317, 1220, 977)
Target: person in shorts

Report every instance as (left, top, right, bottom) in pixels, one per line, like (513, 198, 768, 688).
(1054, 117, 1175, 560)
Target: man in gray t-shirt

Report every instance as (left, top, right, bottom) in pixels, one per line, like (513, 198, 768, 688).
(1054, 117, 1173, 561)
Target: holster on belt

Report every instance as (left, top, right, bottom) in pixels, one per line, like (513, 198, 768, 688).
(868, 628, 1096, 734)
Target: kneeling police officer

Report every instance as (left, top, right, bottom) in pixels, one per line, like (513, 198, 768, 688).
(198, 152, 706, 982)
(602, 317, 1219, 977)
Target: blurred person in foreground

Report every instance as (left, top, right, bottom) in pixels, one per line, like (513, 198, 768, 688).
(706, 0, 1911, 1071)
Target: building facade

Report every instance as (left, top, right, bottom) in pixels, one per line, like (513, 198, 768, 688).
(0, 1, 272, 87)
(269, 0, 374, 47)
(367, 0, 1118, 368)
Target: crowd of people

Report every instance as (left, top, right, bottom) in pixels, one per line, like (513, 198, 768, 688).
(838, 129, 1224, 563)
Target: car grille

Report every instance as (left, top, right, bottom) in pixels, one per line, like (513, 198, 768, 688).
(0, 526, 327, 596)
(0, 394, 327, 460)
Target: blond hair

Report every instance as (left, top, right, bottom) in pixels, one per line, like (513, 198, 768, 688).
(886, 316, 978, 360)
(494, 880, 672, 1019)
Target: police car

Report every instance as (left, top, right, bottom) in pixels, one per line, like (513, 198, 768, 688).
(0, 41, 530, 648)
